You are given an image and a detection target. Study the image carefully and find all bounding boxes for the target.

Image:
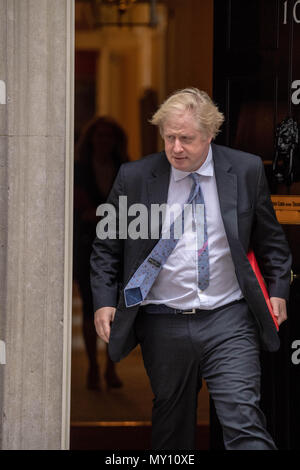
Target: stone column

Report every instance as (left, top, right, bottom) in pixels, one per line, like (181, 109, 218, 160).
(0, 0, 74, 449)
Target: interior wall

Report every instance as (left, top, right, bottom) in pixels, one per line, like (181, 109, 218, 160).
(164, 0, 214, 97)
(75, 3, 167, 160)
(108, 47, 140, 159)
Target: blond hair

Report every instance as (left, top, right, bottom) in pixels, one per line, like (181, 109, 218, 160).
(150, 87, 224, 139)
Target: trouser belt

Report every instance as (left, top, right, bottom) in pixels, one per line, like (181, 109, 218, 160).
(142, 299, 244, 315)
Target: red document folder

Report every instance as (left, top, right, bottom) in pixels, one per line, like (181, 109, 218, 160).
(247, 250, 279, 331)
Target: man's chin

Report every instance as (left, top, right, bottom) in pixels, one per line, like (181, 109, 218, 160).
(171, 157, 190, 170)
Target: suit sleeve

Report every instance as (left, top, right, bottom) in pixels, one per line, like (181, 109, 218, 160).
(90, 164, 125, 311)
(251, 159, 292, 300)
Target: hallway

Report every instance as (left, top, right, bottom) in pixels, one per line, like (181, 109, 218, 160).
(70, 283, 210, 449)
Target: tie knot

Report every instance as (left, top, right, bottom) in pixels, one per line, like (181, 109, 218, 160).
(189, 172, 200, 184)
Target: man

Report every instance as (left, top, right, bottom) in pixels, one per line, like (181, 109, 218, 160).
(90, 88, 292, 450)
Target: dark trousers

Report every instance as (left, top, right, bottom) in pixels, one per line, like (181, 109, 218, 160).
(135, 300, 276, 450)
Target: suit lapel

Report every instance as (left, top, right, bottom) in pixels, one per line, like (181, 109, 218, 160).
(212, 144, 239, 241)
(146, 152, 171, 238)
(121, 153, 170, 286)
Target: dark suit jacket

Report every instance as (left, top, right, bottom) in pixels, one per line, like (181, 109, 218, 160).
(90, 143, 292, 362)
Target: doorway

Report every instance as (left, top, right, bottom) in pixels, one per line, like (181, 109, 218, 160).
(70, 0, 214, 450)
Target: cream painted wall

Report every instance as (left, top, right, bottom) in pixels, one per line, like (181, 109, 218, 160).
(75, 4, 167, 160)
(165, 0, 214, 97)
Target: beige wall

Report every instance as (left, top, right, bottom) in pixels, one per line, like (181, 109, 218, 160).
(75, 4, 167, 160)
(165, 0, 214, 97)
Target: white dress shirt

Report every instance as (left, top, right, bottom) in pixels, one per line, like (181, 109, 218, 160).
(143, 145, 243, 309)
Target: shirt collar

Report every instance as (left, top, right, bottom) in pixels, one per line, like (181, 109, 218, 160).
(172, 145, 214, 182)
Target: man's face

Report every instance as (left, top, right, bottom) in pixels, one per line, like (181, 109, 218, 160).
(162, 111, 212, 172)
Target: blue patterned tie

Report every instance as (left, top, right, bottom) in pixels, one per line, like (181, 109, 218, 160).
(124, 173, 209, 307)
(189, 173, 209, 291)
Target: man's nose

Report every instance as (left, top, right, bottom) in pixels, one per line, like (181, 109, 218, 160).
(173, 138, 183, 153)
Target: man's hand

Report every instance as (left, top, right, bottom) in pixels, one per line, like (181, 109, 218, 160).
(270, 297, 287, 326)
(94, 306, 116, 343)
